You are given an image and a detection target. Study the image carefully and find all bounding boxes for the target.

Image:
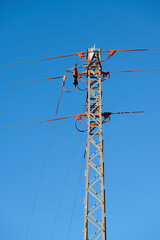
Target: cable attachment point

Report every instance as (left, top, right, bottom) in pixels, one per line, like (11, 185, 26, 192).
(102, 112, 111, 123)
(102, 71, 110, 78)
(108, 50, 116, 57)
(74, 112, 87, 120)
(74, 114, 82, 120)
(76, 52, 91, 63)
(101, 50, 116, 62)
(76, 52, 85, 58)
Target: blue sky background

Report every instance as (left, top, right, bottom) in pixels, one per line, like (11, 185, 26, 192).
(0, 0, 160, 239)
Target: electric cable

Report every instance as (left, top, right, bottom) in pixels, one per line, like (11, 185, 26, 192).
(50, 133, 79, 240)
(109, 69, 160, 73)
(77, 86, 87, 91)
(62, 73, 77, 93)
(1, 111, 160, 130)
(81, 69, 160, 78)
(102, 110, 160, 124)
(0, 75, 72, 87)
(0, 53, 83, 67)
(111, 110, 160, 115)
(117, 48, 160, 52)
(101, 51, 116, 62)
(102, 48, 160, 53)
(1, 68, 160, 88)
(1, 48, 160, 68)
(63, 86, 76, 93)
(101, 48, 160, 62)
(24, 83, 64, 240)
(66, 147, 86, 240)
(101, 69, 160, 79)
(0, 116, 74, 130)
(75, 96, 87, 132)
(75, 118, 87, 132)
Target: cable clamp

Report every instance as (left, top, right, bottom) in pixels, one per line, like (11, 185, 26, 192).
(102, 71, 110, 78)
(76, 52, 85, 58)
(108, 50, 116, 57)
(102, 112, 111, 119)
(74, 114, 82, 120)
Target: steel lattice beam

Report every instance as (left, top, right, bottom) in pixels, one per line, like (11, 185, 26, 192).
(84, 48, 106, 240)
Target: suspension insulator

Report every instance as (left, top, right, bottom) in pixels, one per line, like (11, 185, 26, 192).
(73, 64, 78, 86)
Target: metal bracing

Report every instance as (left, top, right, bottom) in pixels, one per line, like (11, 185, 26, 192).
(84, 48, 106, 240)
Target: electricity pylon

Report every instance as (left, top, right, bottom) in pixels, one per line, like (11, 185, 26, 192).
(84, 48, 106, 240)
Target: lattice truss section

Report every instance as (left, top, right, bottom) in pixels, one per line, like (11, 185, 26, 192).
(84, 49, 106, 240)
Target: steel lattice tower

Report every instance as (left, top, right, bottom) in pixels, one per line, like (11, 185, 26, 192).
(84, 48, 106, 240)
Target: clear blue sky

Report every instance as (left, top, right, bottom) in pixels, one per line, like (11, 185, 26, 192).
(0, 0, 160, 240)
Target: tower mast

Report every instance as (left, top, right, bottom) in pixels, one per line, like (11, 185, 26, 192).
(84, 48, 106, 240)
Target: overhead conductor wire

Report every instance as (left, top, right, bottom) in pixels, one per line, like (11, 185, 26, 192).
(1, 47, 160, 68)
(102, 47, 160, 54)
(24, 82, 64, 240)
(66, 96, 87, 240)
(0, 116, 74, 130)
(49, 133, 79, 240)
(0, 53, 81, 67)
(1, 111, 160, 130)
(101, 48, 160, 62)
(66, 147, 86, 240)
(0, 75, 72, 87)
(1, 68, 160, 88)
(50, 95, 88, 240)
(111, 110, 160, 115)
(109, 69, 160, 73)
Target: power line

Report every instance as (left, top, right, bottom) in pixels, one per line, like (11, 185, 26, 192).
(0, 116, 74, 130)
(1, 111, 160, 130)
(66, 147, 86, 240)
(0, 53, 81, 67)
(50, 133, 79, 240)
(1, 68, 160, 88)
(24, 83, 63, 240)
(109, 69, 160, 73)
(102, 110, 160, 124)
(0, 76, 64, 87)
(111, 110, 160, 115)
(102, 47, 160, 53)
(117, 48, 160, 52)
(0, 75, 73, 87)
(49, 98, 87, 239)
(101, 48, 160, 62)
(0, 48, 159, 68)
(101, 69, 160, 77)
